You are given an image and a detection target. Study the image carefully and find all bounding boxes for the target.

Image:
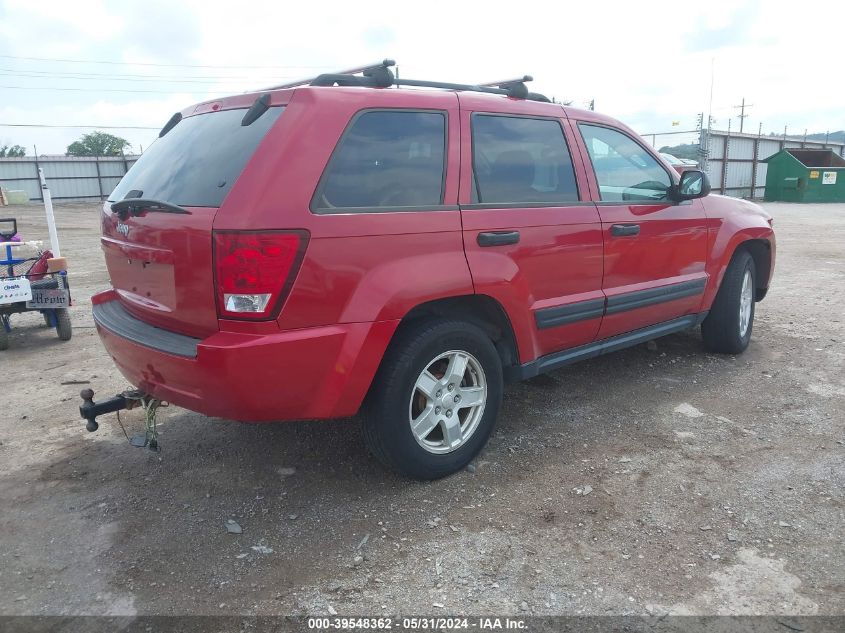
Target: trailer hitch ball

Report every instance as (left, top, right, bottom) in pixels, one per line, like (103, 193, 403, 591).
(79, 388, 132, 432)
(80, 388, 99, 431)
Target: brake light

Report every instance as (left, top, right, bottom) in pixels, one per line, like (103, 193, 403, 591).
(213, 231, 307, 320)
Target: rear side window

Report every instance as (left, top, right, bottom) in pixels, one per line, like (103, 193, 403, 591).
(578, 124, 672, 202)
(313, 110, 446, 212)
(472, 115, 578, 204)
(109, 106, 284, 208)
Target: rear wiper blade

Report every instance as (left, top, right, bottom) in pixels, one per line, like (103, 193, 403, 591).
(110, 198, 190, 220)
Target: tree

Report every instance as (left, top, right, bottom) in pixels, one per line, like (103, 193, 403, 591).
(66, 131, 130, 157)
(659, 143, 699, 161)
(0, 144, 26, 157)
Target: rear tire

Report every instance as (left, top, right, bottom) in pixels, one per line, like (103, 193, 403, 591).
(362, 319, 503, 480)
(701, 250, 756, 354)
(55, 308, 72, 341)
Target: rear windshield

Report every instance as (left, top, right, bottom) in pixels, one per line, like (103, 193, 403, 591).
(109, 106, 284, 208)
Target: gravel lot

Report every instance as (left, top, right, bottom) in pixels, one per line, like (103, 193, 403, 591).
(0, 201, 842, 618)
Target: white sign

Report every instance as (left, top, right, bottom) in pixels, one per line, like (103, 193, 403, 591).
(822, 171, 837, 185)
(0, 277, 32, 305)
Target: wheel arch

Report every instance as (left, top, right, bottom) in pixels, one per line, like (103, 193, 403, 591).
(736, 238, 773, 300)
(396, 294, 520, 378)
(706, 232, 774, 309)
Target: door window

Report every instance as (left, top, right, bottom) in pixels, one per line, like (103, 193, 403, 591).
(579, 124, 672, 202)
(313, 110, 446, 212)
(471, 115, 578, 204)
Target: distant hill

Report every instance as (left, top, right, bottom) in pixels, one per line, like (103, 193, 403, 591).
(658, 143, 699, 160)
(805, 130, 845, 143)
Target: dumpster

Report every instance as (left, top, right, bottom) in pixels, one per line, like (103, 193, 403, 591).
(764, 148, 845, 202)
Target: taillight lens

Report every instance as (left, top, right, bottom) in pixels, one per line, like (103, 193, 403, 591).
(213, 231, 307, 320)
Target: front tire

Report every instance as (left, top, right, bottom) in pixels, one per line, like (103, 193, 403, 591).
(362, 319, 503, 480)
(701, 250, 756, 354)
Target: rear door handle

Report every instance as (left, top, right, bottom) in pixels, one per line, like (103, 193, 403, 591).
(477, 231, 520, 247)
(610, 224, 640, 237)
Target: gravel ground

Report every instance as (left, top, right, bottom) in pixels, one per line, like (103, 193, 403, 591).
(0, 201, 842, 617)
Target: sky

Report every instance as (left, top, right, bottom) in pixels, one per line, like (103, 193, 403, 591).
(1, 0, 843, 155)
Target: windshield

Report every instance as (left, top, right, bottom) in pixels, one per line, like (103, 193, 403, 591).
(109, 106, 284, 208)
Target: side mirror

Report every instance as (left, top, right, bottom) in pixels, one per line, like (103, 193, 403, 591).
(673, 170, 711, 201)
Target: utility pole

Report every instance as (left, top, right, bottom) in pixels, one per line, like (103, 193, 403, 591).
(733, 97, 753, 133)
(696, 112, 709, 173)
(707, 57, 715, 138)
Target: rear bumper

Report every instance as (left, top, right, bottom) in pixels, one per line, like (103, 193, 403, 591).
(92, 291, 398, 422)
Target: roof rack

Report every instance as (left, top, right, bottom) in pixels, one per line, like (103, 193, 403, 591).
(477, 76, 534, 100)
(260, 60, 550, 103)
(264, 60, 396, 90)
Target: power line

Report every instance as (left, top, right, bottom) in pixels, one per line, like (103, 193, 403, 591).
(0, 70, 279, 86)
(0, 53, 334, 70)
(0, 66, 290, 82)
(1, 84, 222, 94)
(1, 123, 158, 129)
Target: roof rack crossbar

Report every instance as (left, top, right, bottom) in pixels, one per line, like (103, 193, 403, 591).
(263, 59, 396, 90)
(477, 75, 534, 88)
(259, 59, 551, 103)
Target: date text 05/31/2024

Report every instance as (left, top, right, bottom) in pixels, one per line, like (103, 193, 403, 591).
(307, 617, 527, 630)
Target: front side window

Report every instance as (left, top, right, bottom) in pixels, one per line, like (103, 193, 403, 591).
(472, 115, 578, 204)
(313, 110, 446, 211)
(579, 124, 672, 202)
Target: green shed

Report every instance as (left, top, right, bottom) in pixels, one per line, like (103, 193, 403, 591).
(764, 149, 845, 202)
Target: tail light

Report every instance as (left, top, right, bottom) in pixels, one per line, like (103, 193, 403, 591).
(213, 230, 308, 320)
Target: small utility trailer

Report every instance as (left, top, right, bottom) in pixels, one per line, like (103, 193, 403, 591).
(0, 170, 72, 350)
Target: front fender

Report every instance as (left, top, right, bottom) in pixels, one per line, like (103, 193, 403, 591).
(702, 196, 775, 308)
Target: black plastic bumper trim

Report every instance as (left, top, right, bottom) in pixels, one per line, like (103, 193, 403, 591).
(605, 278, 706, 316)
(535, 298, 605, 329)
(93, 300, 201, 358)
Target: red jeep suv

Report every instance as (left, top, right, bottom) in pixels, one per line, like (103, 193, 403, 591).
(93, 61, 775, 479)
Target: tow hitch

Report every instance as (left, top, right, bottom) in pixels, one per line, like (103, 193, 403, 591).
(79, 388, 136, 431)
(79, 388, 165, 450)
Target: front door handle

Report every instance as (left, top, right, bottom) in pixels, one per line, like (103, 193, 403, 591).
(610, 224, 640, 237)
(477, 231, 520, 247)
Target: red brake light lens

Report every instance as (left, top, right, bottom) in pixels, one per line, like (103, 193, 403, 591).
(213, 231, 307, 320)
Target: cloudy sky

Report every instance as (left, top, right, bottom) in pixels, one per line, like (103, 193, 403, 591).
(1, 0, 843, 155)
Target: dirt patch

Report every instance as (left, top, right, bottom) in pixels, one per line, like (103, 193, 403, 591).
(0, 201, 842, 616)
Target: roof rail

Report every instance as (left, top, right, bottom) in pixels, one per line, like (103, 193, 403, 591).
(260, 59, 550, 103)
